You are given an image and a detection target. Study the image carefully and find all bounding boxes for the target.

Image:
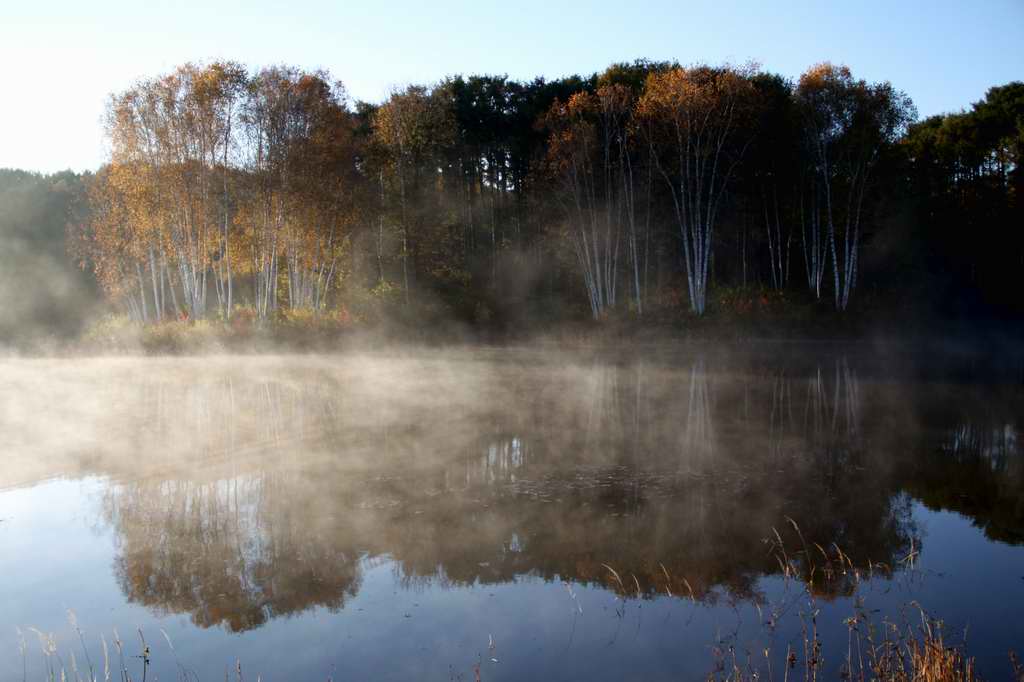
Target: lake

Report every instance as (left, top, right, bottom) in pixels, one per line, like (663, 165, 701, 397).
(1, 346, 1021, 680)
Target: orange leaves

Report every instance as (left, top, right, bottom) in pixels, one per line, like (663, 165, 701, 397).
(595, 83, 633, 120)
(73, 167, 138, 299)
(566, 91, 596, 118)
(636, 65, 757, 132)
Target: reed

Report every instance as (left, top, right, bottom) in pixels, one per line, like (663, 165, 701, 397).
(706, 525, 999, 682)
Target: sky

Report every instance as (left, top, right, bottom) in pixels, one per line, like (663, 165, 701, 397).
(1, 0, 1022, 174)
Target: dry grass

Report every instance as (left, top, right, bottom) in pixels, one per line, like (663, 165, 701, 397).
(698, 519, 1007, 682)
(706, 610, 993, 682)
(903, 632, 976, 682)
(17, 602, 1012, 682)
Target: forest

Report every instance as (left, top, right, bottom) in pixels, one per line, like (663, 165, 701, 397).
(2, 59, 1022, 345)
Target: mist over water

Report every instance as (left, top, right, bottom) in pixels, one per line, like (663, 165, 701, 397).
(1, 346, 1022, 680)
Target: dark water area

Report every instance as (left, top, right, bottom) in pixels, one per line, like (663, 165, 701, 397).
(1, 346, 1022, 680)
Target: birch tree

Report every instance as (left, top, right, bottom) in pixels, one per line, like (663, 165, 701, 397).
(282, 74, 357, 312)
(74, 166, 151, 322)
(239, 66, 299, 320)
(748, 73, 799, 291)
(191, 62, 247, 320)
(543, 85, 643, 318)
(105, 84, 179, 322)
(103, 64, 251, 322)
(796, 64, 914, 311)
(637, 65, 756, 315)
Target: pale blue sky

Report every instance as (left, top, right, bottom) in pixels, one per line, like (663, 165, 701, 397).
(1, 0, 1021, 173)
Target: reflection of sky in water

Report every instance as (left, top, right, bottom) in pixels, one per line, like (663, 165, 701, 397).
(3, 477, 1022, 682)
(1, 352, 1022, 680)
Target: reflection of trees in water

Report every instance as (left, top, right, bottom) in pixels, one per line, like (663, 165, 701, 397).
(902, 384, 1024, 544)
(766, 369, 794, 461)
(802, 358, 863, 500)
(78, 353, 1024, 638)
(138, 373, 370, 460)
(479, 437, 528, 485)
(91, 357, 940, 631)
(806, 359, 860, 436)
(102, 474, 364, 632)
(682, 357, 715, 472)
(943, 423, 1018, 468)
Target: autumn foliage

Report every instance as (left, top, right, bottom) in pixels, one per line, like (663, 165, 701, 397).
(68, 59, 1015, 330)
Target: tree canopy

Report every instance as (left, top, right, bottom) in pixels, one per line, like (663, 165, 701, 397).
(1, 59, 1015, 341)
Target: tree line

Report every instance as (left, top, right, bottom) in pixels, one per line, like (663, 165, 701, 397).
(0, 169, 95, 342)
(43, 60, 1022, 328)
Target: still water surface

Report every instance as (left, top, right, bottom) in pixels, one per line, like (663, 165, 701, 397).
(1, 346, 1022, 680)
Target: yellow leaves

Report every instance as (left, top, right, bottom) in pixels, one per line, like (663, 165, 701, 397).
(189, 61, 247, 105)
(372, 85, 455, 159)
(798, 62, 854, 92)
